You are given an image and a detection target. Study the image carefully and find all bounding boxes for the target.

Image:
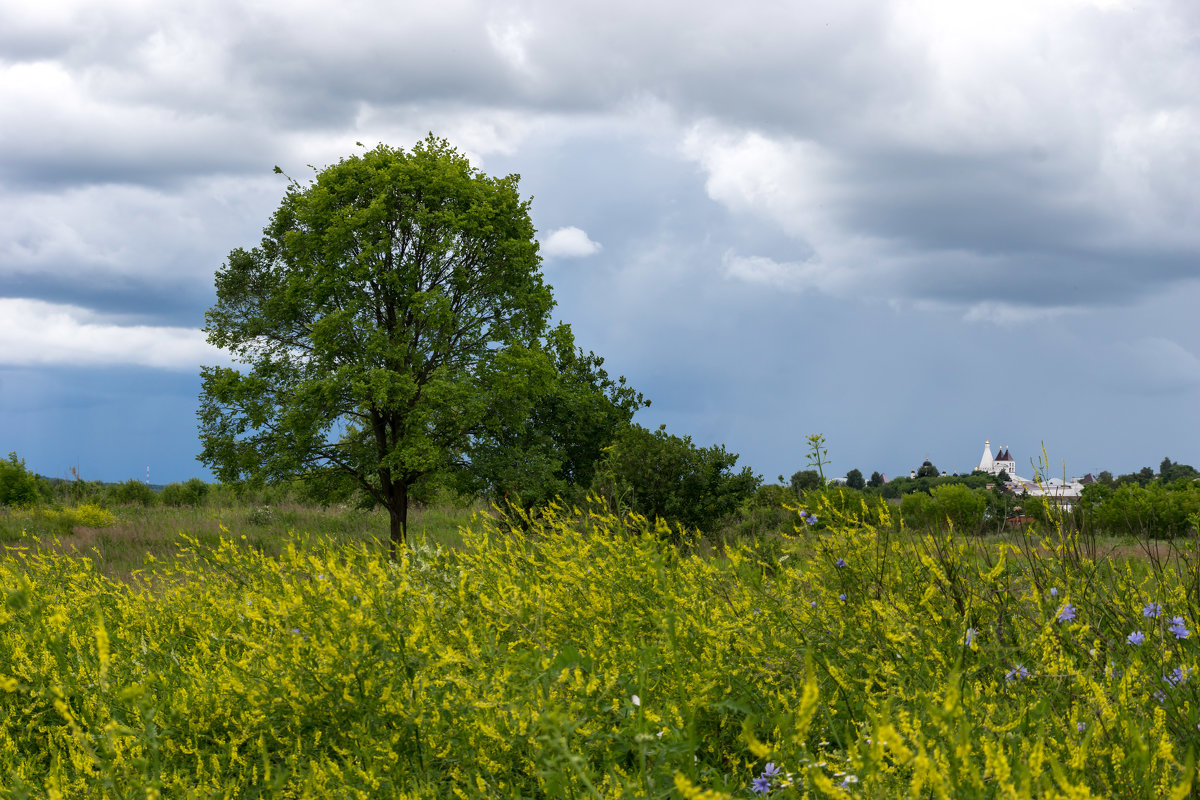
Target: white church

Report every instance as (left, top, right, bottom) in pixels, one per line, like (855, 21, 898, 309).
(977, 440, 1016, 478)
(977, 439, 1085, 510)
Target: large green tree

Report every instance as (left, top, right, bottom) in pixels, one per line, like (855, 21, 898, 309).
(463, 324, 648, 511)
(199, 137, 556, 555)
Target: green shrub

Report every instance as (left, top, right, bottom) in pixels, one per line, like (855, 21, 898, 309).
(929, 484, 987, 534)
(42, 503, 117, 531)
(160, 478, 210, 507)
(0, 452, 43, 507)
(900, 491, 937, 529)
(107, 479, 158, 507)
(1090, 482, 1200, 539)
(64, 503, 117, 528)
(591, 424, 761, 535)
(0, 503, 116, 541)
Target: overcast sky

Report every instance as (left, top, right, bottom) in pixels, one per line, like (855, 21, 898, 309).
(3, 0, 1199, 485)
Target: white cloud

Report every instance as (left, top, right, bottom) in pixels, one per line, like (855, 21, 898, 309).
(0, 299, 225, 370)
(541, 226, 602, 259)
(673, 1, 1200, 313)
(721, 251, 830, 293)
(486, 15, 536, 77)
(681, 125, 839, 239)
(960, 302, 1079, 326)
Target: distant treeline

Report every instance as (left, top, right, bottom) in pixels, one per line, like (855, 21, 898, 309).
(768, 456, 1200, 540)
(5, 448, 1198, 542)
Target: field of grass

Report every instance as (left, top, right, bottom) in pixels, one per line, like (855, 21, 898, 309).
(0, 500, 476, 580)
(1, 497, 1198, 797)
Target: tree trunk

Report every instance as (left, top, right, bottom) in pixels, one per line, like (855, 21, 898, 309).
(388, 479, 409, 560)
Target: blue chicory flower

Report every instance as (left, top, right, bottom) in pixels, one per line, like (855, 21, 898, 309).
(1050, 587, 1058, 597)
(763, 763, 782, 778)
(1057, 603, 1076, 623)
(1165, 667, 1190, 687)
(838, 593, 847, 602)
(1144, 602, 1163, 618)
(751, 775, 772, 794)
(1169, 616, 1191, 639)
(834, 558, 846, 568)
(1005, 665, 1030, 682)
(964, 628, 976, 646)
(1127, 631, 1145, 646)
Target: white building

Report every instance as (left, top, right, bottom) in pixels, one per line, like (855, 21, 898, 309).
(977, 440, 1015, 477)
(977, 439, 1085, 511)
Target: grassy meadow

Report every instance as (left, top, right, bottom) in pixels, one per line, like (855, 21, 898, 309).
(2, 492, 1199, 798)
(0, 500, 475, 581)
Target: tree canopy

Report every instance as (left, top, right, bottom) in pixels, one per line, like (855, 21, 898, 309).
(591, 424, 761, 534)
(0, 452, 43, 507)
(462, 324, 647, 511)
(845, 468, 865, 490)
(790, 470, 822, 494)
(199, 137, 561, 554)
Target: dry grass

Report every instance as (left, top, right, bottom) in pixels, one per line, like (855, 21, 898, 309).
(2, 500, 483, 580)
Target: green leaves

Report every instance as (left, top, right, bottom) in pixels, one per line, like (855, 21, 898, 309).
(0, 452, 45, 507)
(591, 424, 761, 535)
(199, 136, 555, 549)
(463, 324, 649, 512)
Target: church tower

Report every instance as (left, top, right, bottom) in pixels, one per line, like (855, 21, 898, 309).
(978, 440, 995, 473)
(994, 446, 1016, 478)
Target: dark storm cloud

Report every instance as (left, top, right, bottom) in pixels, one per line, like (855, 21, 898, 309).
(1, 0, 1200, 486)
(227, 29, 522, 127)
(0, 175, 281, 332)
(1, 273, 211, 327)
(7, 1, 1197, 301)
(0, 145, 271, 193)
(4, 0, 1198, 322)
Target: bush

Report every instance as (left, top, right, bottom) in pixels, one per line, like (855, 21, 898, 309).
(1090, 482, 1200, 539)
(900, 491, 937, 529)
(160, 478, 210, 507)
(592, 424, 761, 534)
(929, 484, 987, 534)
(0, 503, 117, 541)
(65, 503, 117, 528)
(898, 485, 988, 533)
(0, 452, 44, 507)
(43, 503, 117, 531)
(107, 479, 158, 507)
